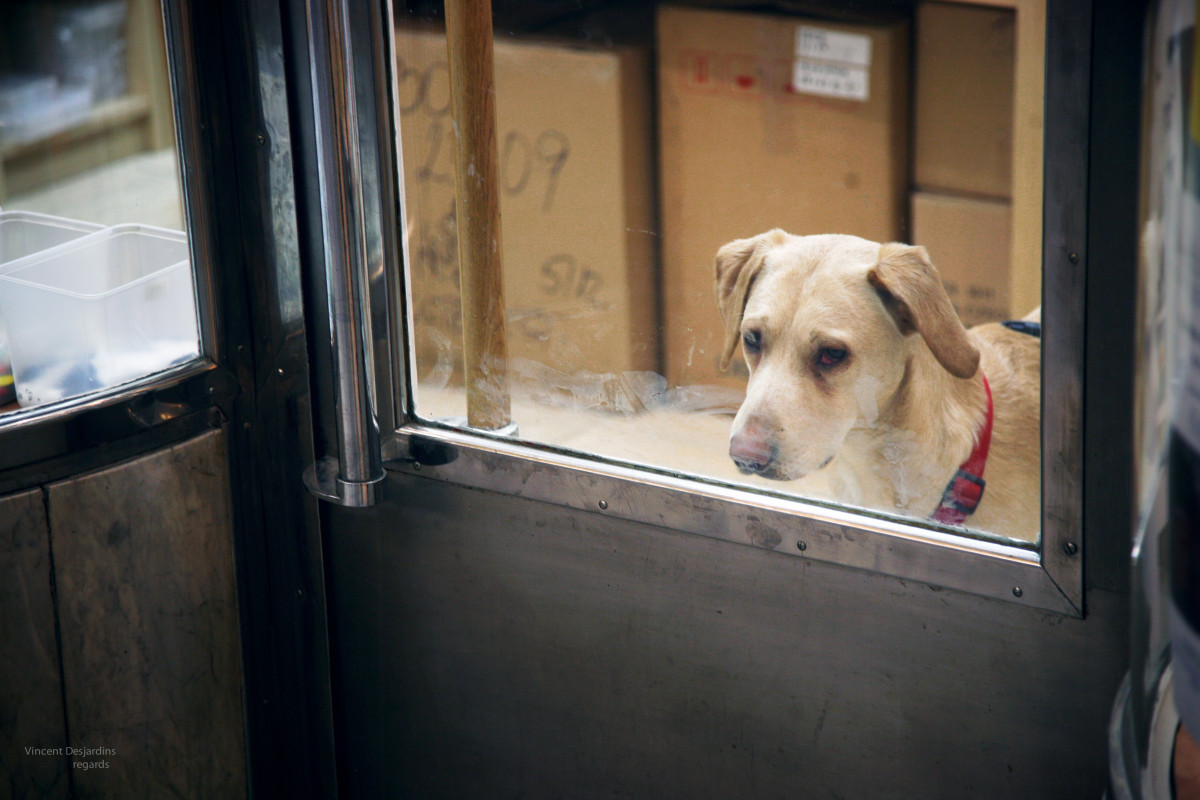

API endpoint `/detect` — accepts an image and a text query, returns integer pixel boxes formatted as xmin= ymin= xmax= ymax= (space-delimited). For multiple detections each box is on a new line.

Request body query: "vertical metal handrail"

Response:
xmin=301 ymin=0 xmax=385 ymax=506
xmin=444 ymin=0 xmax=512 ymax=432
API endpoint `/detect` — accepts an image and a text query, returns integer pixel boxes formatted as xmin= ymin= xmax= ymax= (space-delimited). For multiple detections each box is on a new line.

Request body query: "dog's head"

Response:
xmin=715 ymin=230 xmax=978 ymax=480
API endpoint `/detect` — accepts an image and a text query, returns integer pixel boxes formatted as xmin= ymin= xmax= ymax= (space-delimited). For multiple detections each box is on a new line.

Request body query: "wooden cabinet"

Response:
xmin=0 ymin=431 xmax=246 ymax=797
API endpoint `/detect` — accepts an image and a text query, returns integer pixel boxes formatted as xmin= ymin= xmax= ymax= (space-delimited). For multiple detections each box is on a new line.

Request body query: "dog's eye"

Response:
xmin=743 ymin=330 xmax=763 ymax=353
xmin=817 ymin=347 xmax=847 ymax=367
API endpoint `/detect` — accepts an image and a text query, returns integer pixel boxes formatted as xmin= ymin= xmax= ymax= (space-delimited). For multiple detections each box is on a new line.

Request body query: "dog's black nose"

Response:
xmin=730 ymin=428 xmax=773 ymax=474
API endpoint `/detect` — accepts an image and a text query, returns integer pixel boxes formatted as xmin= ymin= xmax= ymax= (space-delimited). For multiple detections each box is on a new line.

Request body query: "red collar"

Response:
xmin=930 ymin=374 xmax=994 ymax=526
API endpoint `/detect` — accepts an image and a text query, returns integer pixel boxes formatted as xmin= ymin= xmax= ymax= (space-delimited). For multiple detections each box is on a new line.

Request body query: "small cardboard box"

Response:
xmin=395 ymin=26 xmax=657 ymax=384
xmin=910 ymin=191 xmax=1013 ymax=328
xmin=656 ymin=5 xmax=910 ymax=390
xmin=913 ymin=1 xmax=1016 ymax=198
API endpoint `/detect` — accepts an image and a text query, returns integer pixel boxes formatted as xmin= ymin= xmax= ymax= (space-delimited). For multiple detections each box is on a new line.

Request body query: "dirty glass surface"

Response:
xmin=395 ymin=1 xmax=1044 ymax=546
xmin=0 ymin=0 xmax=195 ymax=415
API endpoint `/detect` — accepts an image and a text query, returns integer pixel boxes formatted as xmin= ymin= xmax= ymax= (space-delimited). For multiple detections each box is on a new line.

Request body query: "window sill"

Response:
xmin=384 ymin=421 xmax=1079 ymax=616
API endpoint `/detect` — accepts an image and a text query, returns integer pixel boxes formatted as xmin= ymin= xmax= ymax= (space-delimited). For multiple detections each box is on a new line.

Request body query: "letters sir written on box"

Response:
xmin=657 ymin=6 xmax=909 ymax=391
xmin=395 ymin=27 xmax=657 ymax=387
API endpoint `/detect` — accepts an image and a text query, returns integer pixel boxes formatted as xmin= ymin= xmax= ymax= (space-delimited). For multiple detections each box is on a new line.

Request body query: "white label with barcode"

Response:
xmin=796 ymin=27 xmax=873 ymax=67
xmin=793 ymin=27 xmax=871 ymax=101
xmin=792 ymin=61 xmax=869 ymax=101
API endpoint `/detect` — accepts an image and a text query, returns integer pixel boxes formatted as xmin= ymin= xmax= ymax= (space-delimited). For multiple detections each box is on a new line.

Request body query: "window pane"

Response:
xmin=397 ymin=1 xmax=1043 ymax=546
xmin=0 ymin=0 xmax=195 ymax=413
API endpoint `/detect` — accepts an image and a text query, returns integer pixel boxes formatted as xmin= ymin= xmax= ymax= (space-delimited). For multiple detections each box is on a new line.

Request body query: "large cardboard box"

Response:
xmin=396 ymin=27 xmax=657 ymax=386
xmin=910 ymin=191 xmax=1013 ymax=327
xmin=657 ymin=6 xmax=909 ymax=390
xmin=913 ymin=1 xmax=1016 ymax=198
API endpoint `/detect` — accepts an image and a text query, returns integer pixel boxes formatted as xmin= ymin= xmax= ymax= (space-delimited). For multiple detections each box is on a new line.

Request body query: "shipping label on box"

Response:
xmin=910 ymin=191 xmax=1013 ymax=328
xmin=396 ymin=27 xmax=657 ymax=386
xmin=657 ymin=6 xmax=909 ymax=390
xmin=793 ymin=26 xmax=873 ymax=101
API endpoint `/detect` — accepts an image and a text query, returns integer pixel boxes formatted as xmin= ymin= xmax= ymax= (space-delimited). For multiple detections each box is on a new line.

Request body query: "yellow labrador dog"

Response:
xmin=715 ymin=230 xmax=1040 ymax=542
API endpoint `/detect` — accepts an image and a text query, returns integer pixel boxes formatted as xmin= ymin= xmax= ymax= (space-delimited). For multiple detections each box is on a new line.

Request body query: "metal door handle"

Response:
xmin=301 ymin=0 xmax=385 ymax=507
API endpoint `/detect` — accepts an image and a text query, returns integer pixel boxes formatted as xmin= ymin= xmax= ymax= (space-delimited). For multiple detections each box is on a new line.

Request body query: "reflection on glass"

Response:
xmin=397 ymin=2 xmax=1043 ymax=545
xmin=0 ymin=0 xmax=193 ymax=414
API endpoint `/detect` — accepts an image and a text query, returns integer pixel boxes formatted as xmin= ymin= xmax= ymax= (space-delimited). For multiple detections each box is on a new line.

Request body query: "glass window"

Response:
xmin=0 ymin=0 xmax=196 ymax=414
xmin=394 ymin=1 xmax=1044 ymax=547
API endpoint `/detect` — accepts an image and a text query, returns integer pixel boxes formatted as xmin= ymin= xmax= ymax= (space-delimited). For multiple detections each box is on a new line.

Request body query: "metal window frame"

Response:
xmin=359 ymin=0 xmax=1093 ymax=617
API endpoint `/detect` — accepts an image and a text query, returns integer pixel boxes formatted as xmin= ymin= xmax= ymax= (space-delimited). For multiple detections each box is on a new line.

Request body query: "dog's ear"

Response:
xmin=714 ymin=230 xmax=784 ymax=370
xmin=867 ymin=243 xmax=980 ymax=379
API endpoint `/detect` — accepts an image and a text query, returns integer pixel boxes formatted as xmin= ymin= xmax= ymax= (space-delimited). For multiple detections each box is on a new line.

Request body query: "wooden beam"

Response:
xmin=444 ymin=0 xmax=511 ymax=430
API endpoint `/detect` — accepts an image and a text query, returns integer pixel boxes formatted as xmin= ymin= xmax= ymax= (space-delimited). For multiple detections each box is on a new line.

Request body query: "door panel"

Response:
xmin=297 ymin=0 xmax=1140 ymax=797
xmin=47 ymin=429 xmax=245 ymax=798
xmin=328 ymin=472 xmax=1128 ymax=799
xmin=0 ymin=489 xmax=68 ymax=799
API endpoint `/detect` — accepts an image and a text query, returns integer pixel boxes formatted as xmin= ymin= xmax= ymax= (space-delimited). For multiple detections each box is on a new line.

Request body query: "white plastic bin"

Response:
xmin=0 ymin=224 xmax=199 ymax=407
xmin=0 ymin=211 xmax=104 ymax=406
xmin=0 ymin=210 xmax=104 ymax=266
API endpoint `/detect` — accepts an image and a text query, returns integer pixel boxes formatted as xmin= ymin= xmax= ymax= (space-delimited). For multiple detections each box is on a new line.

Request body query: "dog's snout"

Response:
xmin=730 ymin=418 xmax=774 ymax=474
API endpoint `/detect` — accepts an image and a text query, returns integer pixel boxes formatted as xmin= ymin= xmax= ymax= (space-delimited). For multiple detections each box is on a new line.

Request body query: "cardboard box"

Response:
xmin=1008 ymin=0 xmax=1046 ymax=319
xmin=396 ymin=27 xmax=657 ymax=385
xmin=910 ymin=191 xmax=1013 ymax=327
xmin=657 ymin=6 xmax=909 ymax=390
xmin=913 ymin=1 xmax=1015 ymax=198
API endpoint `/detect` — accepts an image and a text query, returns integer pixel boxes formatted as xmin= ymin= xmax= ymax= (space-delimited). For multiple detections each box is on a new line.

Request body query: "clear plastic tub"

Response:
xmin=0 ymin=211 xmax=104 ymax=407
xmin=0 ymin=224 xmax=199 ymax=407
xmin=0 ymin=211 xmax=103 ymax=266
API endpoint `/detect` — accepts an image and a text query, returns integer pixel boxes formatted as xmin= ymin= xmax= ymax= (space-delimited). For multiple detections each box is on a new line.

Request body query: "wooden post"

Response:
xmin=444 ymin=0 xmax=511 ymax=430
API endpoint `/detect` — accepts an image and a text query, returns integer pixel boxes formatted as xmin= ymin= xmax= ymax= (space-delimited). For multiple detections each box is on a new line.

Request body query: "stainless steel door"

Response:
xmin=224 ymin=0 xmax=1145 ymax=797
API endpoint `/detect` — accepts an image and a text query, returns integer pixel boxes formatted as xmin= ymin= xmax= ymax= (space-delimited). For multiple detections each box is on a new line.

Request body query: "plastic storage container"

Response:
xmin=0 ymin=211 xmax=104 ymax=406
xmin=0 ymin=224 xmax=199 ymax=407
xmin=0 ymin=211 xmax=104 ymax=265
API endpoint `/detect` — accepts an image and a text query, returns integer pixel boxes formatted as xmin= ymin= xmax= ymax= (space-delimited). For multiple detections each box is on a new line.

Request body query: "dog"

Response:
xmin=714 ymin=229 xmax=1040 ymax=542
